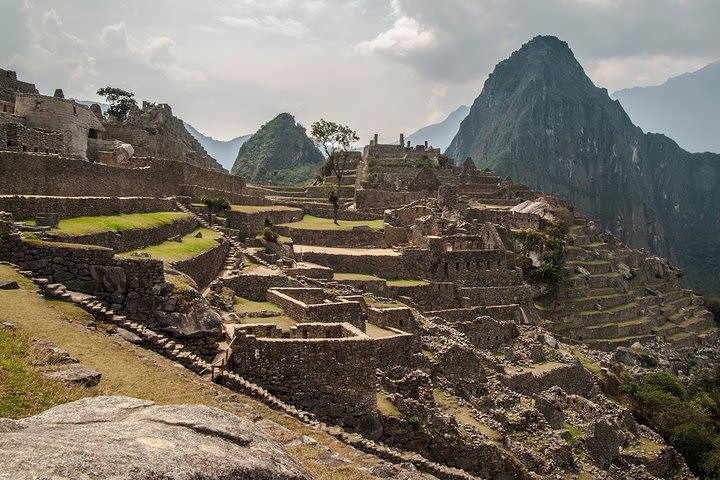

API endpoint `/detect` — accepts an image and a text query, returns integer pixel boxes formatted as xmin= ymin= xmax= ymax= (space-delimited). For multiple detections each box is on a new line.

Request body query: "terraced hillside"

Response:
xmin=539 ymin=216 xmax=717 ymax=351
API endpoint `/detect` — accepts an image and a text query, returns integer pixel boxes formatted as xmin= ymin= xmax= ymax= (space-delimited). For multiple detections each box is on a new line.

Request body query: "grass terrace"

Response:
xmin=35 ymin=212 xmax=191 ymax=236
xmin=333 ymin=272 xmax=383 ymax=282
xmin=279 ymin=215 xmax=384 ymax=231
xmin=386 ymin=278 xmax=430 ymax=287
xmin=118 ymin=228 xmax=222 ymax=262
xmin=365 ymin=323 xmax=397 ymax=339
xmin=229 ymin=205 xmax=302 ymax=214
xmin=233 ymin=297 xmax=297 ymax=332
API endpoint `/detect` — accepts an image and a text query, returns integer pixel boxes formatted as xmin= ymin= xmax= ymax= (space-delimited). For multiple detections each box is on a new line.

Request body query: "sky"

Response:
xmin=1 ymin=0 xmax=718 ymax=141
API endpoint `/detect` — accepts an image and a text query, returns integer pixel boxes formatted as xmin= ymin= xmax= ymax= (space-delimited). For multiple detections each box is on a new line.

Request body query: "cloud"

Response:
xmin=355 ymin=0 xmax=720 ymax=90
xmin=219 ymin=15 xmax=308 ymax=38
xmin=588 ymin=55 xmax=713 ymax=91
xmin=100 ymin=21 xmax=206 ymax=87
xmin=356 ymin=16 xmax=435 ymax=56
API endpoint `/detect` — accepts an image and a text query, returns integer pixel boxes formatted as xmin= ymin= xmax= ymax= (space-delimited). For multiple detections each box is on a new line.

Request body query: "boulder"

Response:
xmin=160 ymin=304 xmax=223 ymax=337
xmin=41 ymin=363 xmax=101 ymax=387
xmin=616 ymin=262 xmax=635 ymax=280
xmin=90 ymin=266 xmax=127 ymax=293
xmin=0 ymin=396 xmax=313 ymax=480
xmin=0 ymin=281 xmax=19 ymax=290
xmin=584 ymin=418 xmax=626 ymax=469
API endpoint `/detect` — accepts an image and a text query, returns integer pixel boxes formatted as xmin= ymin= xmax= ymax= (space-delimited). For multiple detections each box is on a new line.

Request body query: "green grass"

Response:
xmin=230 ymin=205 xmax=302 ymax=214
xmin=118 ymin=228 xmax=223 ymax=262
xmin=0 ymin=325 xmax=91 ymax=418
xmin=233 ymin=297 xmax=296 ymax=332
xmin=564 ymin=423 xmax=583 ymax=444
xmin=333 ymin=272 xmax=383 ymax=282
xmin=386 ymin=278 xmax=430 ymax=287
xmin=279 ymin=215 xmax=384 ymax=232
xmin=45 ymin=212 xmax=191 ymax=236
xmin=365 ymin=322 xmax=397 ymax=339
xmin=376 ymin=392 xmax=401 ymax=417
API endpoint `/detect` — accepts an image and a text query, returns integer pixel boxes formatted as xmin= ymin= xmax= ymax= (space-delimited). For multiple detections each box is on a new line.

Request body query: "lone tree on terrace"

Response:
xmin=201 ymin=197 xmax=230 ymax=226
xmin=97 ymin=87 xmax=137 ymax=122
xmin=310 ymin=119 xmax=359 ymax=225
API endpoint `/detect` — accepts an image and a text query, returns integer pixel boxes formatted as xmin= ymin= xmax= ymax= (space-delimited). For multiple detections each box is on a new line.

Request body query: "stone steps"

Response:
xmin=564 ymin=292 xmax=634 ymax=311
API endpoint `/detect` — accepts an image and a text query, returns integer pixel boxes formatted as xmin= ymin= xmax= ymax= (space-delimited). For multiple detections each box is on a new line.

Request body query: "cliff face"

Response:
xmin=230 ymin=113 xmax=324 ymax=185
xmin=446 ymin=36 xmax=720 ymax=296
xmin=104 ymin=103 xmax=226 ymax=172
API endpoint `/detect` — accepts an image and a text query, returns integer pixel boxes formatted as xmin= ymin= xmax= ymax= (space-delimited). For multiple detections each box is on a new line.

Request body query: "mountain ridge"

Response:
xmin=446 ymin=35 xmax=720 ymax=295
xmin=406 ymin=105 xmax=469 ymax=151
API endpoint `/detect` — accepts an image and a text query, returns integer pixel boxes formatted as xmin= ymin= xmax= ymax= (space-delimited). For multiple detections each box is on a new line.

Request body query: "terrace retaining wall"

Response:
xmin=173 ymin=238 xmax=230 ymax=290
xmin=0 ymin=195 xmax=176 ymax=220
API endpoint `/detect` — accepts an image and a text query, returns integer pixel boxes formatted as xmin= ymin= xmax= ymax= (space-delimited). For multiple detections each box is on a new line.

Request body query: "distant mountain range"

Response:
xmin=182 ymin=123 xmax=250 ymax=172
xmin=446 ymin=35 xmax=720 ymax=296
xmin=407 ymin=105 xmax=470 ymax=151
xmin=612 ymin=61 xmax=720 ymax=153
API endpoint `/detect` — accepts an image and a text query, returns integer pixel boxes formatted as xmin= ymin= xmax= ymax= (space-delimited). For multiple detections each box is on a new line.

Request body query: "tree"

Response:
xmin=96 ymin=87 xmax=137 ymax=122
xmin=201 ymin=197 xmax=230 ymax=226
xmin=310 ymin=119 xmax=359 ymax=225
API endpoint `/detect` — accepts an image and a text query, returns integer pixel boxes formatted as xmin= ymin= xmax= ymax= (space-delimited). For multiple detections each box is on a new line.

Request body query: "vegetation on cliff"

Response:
xmin=622 ymin=370 xmax=720 ymax=478
xmin=231 ymin=113 xmax=324 ymax=186
xmin=446 ymin=35 xmax=720 ymax=296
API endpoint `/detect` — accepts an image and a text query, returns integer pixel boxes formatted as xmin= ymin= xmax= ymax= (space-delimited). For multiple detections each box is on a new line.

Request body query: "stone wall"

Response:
xmin=426 ymin=305 xmax=523 ymax=324
xmin=180 ymin=184 xmax=273 ymax=206
xmin=222 ymin=273 xmax=301 ymax=301
xmin=504 ymin=362 xmax=596 ymax=397
xmin=14 ymin=94 xmax=104 ymax=159
xmin=367 ymin=306 xmax=418 ymax=333
xmin=45 ymin=216 xmax=199 ymax=252
xmin=280 ymin=226 xmax=386 ymax=248
xmin=449 ymin=316 xmax=518 ymax=351
xmin=267 ymin=287 xmax=366 ymax=331
xmin=470 ymin=209 xmax=544 ymax=230
xmin=0 ymin=122 xmax=63 ymax=154
xmin=0 ymin=69 xmax=38 ymax=103
xmin=226 ymin=208 xmax=303 ymax=239
xmin=355 ymin=189 xmax=430 ymax=210
xmin=0 ymin=220 xmax=166 ymax=322
xmin=458 ymin=285 xmax=532 ymax=307
xmin=0 ymin=153 xmax=246 ymax=198
xmin=389 ymin=282 xmax=460 ymax=310
xmin=374 ymin=329 xmax=421 ymax=370
xmin=231 ymin=323 xmax=378 ymax=425
xmin=0 ymin=195 xmax=176 ymax=220
xmin=303 ymin=205 xmax=382 ymax=221
xmin=173 ymin=238 xmax=230 ymax=289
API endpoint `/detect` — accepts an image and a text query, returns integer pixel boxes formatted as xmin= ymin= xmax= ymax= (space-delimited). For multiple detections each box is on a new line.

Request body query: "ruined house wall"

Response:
xmin=458 ymin=285 xmax=533 ymax=307
xmin=226 ymin=208 xmax=302 ymax=238
xmin=388 ymin=282 xmax=460 ymax=310
xmin=505 ymin=363 xmax=596 ymax=397
xmin=0 ymin=122 xmax=63 ymax=154
xmin=0 ymin=152 xmax=246 ymax=197
xmin=266 ymin=288 xmax=366 ymax=331
xmin=231 ymin=327 xmax=377 ymax=424
xmin=374 ymin=329 xmax=421 ymax=369
xmin=471 ymin=209 xmax=544 ymax=230
xmin=179 ymin=184 xmax=272 ymax=206
xmin=0 ymin=69 xmax=38 ymax=103
xmin=426 ymin=305 xmax=522 ymax=323
xmin=0 ymin=195 xmax=175 ymax=220
xmin=173 ymin=238 xmax=230 ymax=290
xmin=450 ymin=316 xmax=518 ymax=350
xmin=221 ymin=273 xmax=301 ymax=301
xmin=15 ymin=94 xmax=104 ymax=159
xmin=367 ymin=307 xmax=418 ymax=333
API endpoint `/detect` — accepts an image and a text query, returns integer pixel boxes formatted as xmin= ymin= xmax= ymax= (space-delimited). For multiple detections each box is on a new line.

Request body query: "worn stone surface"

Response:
xmin=0 ymin=396 xmax=313 ymax=480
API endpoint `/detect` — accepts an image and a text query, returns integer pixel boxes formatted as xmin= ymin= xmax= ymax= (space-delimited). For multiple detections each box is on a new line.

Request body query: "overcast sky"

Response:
xmin=1 ymin=0 xmax=718 ymax=140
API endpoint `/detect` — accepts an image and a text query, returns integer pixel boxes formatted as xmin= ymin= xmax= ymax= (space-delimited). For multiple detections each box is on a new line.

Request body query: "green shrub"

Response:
xmin=261 ymin=227 xmax=279 ymax=243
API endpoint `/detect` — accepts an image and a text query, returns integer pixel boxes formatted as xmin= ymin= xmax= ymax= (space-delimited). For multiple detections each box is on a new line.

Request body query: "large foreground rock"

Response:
xmin=0 ymin=396 xmax=313 ymax=480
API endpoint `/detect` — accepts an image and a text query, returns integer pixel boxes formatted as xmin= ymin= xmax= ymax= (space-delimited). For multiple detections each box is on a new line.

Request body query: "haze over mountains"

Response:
xmin=406 ymin=106 xmax=469 ymax=151
xmin=183 ymin=123 xmax=250 ymax=172
xmin=446 ymin=35 xmax=720 ymax=296
xmin=612 ymin=61 xmax=720 ymax=154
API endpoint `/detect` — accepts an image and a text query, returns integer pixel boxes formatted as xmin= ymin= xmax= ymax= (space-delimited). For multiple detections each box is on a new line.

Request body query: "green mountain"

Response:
xmin=446 ymin=35 xmax=720 ymax=296
xmin=230 ymin=113 xmax=323 ymax=185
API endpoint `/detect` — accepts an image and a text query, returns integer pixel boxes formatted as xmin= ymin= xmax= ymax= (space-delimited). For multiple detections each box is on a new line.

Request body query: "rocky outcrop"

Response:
xmin=446 ymin=35 xmax=720 ymax=296
xmin=0 ymin=396 xmax=313 ymax=480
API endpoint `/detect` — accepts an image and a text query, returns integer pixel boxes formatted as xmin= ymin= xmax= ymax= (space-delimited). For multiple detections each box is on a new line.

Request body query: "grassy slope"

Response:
xmin=0 ymin=265 xmax=378 ymax=479
xmin=118 ymin=228 xmax=222 ymax=261
xmin=46 ymin=212 xmax=190 ymax=236
xmin=280 ymin=215 xmax=384 ymax=231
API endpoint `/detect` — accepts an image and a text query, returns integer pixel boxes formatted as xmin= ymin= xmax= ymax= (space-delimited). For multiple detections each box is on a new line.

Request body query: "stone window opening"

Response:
xmin=6 ymin=141 xmax=10 ymax=147
xmin=73 ymin=105 xmax=77 ymax=115
xmin=466 ymin=261 xmax=470 ymax=270
xmin=35 ymin=100 xmax=41 ymax=110
xmin=254 ymin=348 xmax=260 ymax=359
xmin=332 ymin=349 xmax=339 ymax=360
xmin=443 ymin=263 xmax=448 ymax=276
xmin=455 ymin=262 xmax=460 ymax=271
xmin=22 ymin=145 xmax=26 ymax=152
xmin=88 ymin=128 xmax=101 ymax=139
xmin=44 ymin=148 xmax=49 ymax=154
